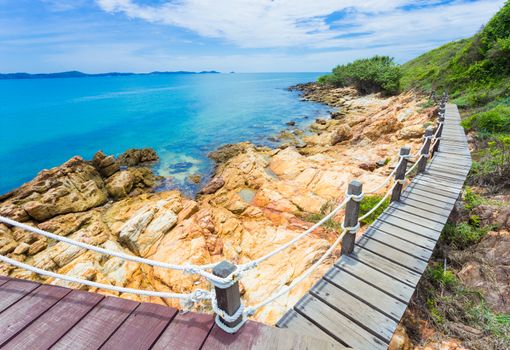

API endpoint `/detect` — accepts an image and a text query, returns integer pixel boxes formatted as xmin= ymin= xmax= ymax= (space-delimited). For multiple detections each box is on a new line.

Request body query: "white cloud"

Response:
xmin=95 ymin=0 xmax=505 ymax=49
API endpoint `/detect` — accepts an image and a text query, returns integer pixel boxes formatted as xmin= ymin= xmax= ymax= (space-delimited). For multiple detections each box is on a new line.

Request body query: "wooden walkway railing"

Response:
xmin=276 ymin=104 xmax=471 ymax=349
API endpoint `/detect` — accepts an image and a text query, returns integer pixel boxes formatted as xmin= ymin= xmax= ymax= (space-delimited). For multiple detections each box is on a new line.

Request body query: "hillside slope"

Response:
xmin=401 ymin=0 xmax=510 ymax=110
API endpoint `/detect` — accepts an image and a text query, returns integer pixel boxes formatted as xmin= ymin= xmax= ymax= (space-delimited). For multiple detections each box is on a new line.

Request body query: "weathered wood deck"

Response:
xmin=0 ymin=275 xmax=343 ymax=349
xmin=277 ymin=104 xmax=471 ymax=349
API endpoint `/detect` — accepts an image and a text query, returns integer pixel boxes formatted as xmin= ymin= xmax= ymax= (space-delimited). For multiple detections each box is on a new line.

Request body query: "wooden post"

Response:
xmin=341 ymin=180 xmax=362 ymax=255
xmin=433 ymin=115 xmax=445 ymax=154
xmin=212 ymin=261 xmax=242 ymax=330
xmin=417 ymin=127 xmax=433 ymax=173
xmin=391 ymin=146 xmax=411 ymax=202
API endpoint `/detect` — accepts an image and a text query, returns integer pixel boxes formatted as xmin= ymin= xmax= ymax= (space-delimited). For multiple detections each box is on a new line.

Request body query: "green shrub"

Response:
xmin=461 ymin=105 xmax=510 ymax=133
xmin=442 ymin=222 xmax=489 ymax=249
xmin=319 ymin=56 xmax=402 ymax=95
xmin=359 ymin=195 xmax=390 ymax=225
xmin=468 ymin=138 xmax=510 ymax=191
xmin=428 ymin=263 xmax=458 ymax=288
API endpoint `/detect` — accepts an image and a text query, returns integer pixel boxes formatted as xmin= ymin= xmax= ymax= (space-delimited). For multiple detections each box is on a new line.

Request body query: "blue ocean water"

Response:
xmin=0 ymin=73 xmax=330 ymax=196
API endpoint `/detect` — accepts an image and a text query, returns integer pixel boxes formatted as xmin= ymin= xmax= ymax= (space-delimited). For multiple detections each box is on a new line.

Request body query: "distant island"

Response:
xmin=0 ymin=70 xmax=221 ymax=80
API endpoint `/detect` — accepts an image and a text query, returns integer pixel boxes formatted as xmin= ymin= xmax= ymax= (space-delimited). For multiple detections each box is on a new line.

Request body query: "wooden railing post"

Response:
xmin=212 ymin=261 xmax=242 ymax=330
xmin=433 ymin=114 xmax=445 ymax=154
xmin=341 ymin=180 xmax=362 ymax=255
xmin=391 ymin=146 xmax=411 ymax=202
xmin=417 ymin=127 xmax=433 ymax=173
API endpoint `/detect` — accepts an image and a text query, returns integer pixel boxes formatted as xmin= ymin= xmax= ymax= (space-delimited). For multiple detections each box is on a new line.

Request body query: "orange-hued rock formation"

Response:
xmin=0 ymin=85 xmax=437 ymax=324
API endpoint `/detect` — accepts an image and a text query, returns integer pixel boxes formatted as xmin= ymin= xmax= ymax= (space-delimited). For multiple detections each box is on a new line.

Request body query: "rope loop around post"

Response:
xmin=346 ymin=191 xmax=364 ymax=202
xmin=341 ymin=221 xmax=360 ymax=233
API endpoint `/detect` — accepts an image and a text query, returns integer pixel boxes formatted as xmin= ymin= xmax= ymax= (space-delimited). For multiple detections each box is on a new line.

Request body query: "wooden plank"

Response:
xmin=428 ymin=164 xmax=470 ymax=177
xmin=335 ymin=255 xmax=415 ymax=303
xmin=351 ymin=246 xmax=421 ymax=287
xmin=398 ymin=196 xmax=455 ymax=219
xmin=52 ymin=296 xmax=139 ymax=350
xmin=310 ymin=279 xmax=397 ymax=342
xmin=370 ymin=220 xmax=436 ymax=250
xmin=0 ymin=284 xmax=70 ymax=347
xmin=204 ymin=319 xmax=345 ymax=350
xmin=388 ymin=201 xmax=449 ymax=225
xmin=293 ymin=295 xmax=388 ymax=350
xmin=382 ymin=208 xmax=447 ymax=232
xmin=408 ymin=182 xmax=462 ymax=199
xmin=100 ymin=302 xmax=177 ymax=350
xmin=0 ymin=278 xmax=40 ymax=313
xmin=412 ymin=176 xmax=463 ymax=194
xmin=403 ymin=186 xmax=459 ymax=205
xmin=363 ymin=228 xmax=433 ymax=261
xmin=323 ymin=266 xmax=407 ymax=322
xmin=152 ymin=312 xmax=214 ymax=350
xmin=385 ymin=204 xmax=448 ymax=226
xmin=430 ymin=159 xmax=471 ymax=169
xmin=356 ymin=236 xmax=428 ymax=273
xmin=377 ymin=213 xmax=441 ymax=240
xmin=276 ymin=310 xmax=345 ymax=347
xmin=401 ymin=191 xmax=455 ymax=212
xmin=3 ymin=290 xmax=104 ymax=350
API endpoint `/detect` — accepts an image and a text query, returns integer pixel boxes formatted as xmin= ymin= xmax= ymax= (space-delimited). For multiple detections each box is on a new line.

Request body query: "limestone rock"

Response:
xmin=117 ymin=148 xmax=159 ymax=166
xmin=398 ymin=124 xmax=424 ymax=139
xmin=93 ymin=151 xmax=120 ymax=178
xmin=199 ymin=177 xmax=225 ymax=195
xmin=331 ymin=124 xmax=353 ymax=145
xmin=208 ymin=143 xmax=250 ymax=164
xmin=1 ymin=156 xmax=108 ymax=222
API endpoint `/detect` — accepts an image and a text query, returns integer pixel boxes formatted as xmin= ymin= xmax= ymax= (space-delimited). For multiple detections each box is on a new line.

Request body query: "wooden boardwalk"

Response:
xmin=0 ymin=275 xmax=343 ymax=349
xmin=277 ymin=104 xmax=471 ymax=349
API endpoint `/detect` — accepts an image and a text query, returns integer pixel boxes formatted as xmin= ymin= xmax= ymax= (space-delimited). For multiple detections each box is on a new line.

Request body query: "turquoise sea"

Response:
xmin=0 ymin=73 xmax=330 ymax=196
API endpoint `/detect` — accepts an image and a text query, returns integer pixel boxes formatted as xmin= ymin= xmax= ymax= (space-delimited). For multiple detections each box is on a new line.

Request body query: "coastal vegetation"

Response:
xmin=318 ymin=55 xmax=401 ymax=95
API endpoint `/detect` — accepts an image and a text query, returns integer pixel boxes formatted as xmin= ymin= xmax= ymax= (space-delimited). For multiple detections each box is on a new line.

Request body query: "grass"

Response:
xmin=359 ymin=195 xmax=390 ymax=225
xmin=302 ymin=201 xmax=343 ymax=232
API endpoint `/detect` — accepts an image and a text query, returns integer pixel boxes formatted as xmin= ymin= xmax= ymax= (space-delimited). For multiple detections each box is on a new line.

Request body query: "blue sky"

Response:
xmin=0 ymin=0 xmax=506 ymax=73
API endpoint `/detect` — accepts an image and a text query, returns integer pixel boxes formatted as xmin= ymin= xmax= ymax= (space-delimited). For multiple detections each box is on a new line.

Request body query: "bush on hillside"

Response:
xmin=461 ymin=105 xmax=510 ymax=133
xmin=318 ymin=56 xmax=402 ymax=95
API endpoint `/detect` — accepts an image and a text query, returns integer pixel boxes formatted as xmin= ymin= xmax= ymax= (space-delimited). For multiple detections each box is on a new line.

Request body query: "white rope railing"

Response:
xmin=0 ymin=216 xmax=229 ymax=286
xmin=359 ymin=182 xmax=398 ymax=221
xmin=244 ymin=228 xmax=348 ymax=316
xmin=238 ymin=196 xmax=350 ymax=271
xmin=0 ymin=254 xmax=211 ymax=301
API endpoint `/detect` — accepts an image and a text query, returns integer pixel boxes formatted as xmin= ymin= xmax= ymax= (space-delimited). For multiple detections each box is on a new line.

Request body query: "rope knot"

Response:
xmin=346 ymin=191 xmax=364 ymax=202
xmin=341 ymin=221 xmax=360 ymax=233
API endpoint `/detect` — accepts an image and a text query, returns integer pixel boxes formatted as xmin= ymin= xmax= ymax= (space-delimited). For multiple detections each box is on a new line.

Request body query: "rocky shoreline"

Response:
xmin=0 ymin=82 xmax=437 ymax=324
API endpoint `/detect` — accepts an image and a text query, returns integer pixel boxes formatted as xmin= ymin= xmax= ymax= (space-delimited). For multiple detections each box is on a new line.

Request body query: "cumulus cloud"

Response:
xmin=95 ymin=0 xmax=505 ymax=49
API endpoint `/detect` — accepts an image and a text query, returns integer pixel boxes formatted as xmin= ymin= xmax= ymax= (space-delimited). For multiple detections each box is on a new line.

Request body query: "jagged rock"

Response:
xmin=14 ymin=242 xmax=30 ymax=255
xmin=398 ymin=125 xmax=424 ymax=139
xmin=28 ymin=239 xmax=47 ymax=255
xmin=359 ymin=162 xmax=376 ymax=172
xmin=1 ymin=156 xmax=108 ymax=222
xmin=286 ymin=121 xmax=296 ymax=126
xmin=199 ymin=177 xmax=225 ymax=195
xmin=376 ymin=159 xmax=387 ymax=168
xmin=119 ymin=206 xmax=177 ymax=257
xmin=331 ymin=124 xmax=353 ymax=145
xmin=93 ymin=151 xmax=120 ymax=178
xmin=330 ymin=110 xmax=346 ymax=120
xmin=208 ymin=143 xmax=250 ymax=164
xmin=117 ymin=148 xmax=159 ymax=166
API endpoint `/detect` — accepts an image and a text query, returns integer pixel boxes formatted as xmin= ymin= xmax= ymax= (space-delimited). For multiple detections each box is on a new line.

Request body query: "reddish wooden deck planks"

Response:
xmin=0 ymin=275 xmax=341 ymax=349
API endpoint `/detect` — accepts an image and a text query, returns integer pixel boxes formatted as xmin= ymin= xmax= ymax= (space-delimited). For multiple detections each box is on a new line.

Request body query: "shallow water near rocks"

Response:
xmin=0 ymin=73 xmax=330 ymax=195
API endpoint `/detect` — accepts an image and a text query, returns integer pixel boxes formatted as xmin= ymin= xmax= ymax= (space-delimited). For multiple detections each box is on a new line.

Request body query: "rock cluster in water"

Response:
xmin=0 ymin=85 xmax=438 ymax=324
